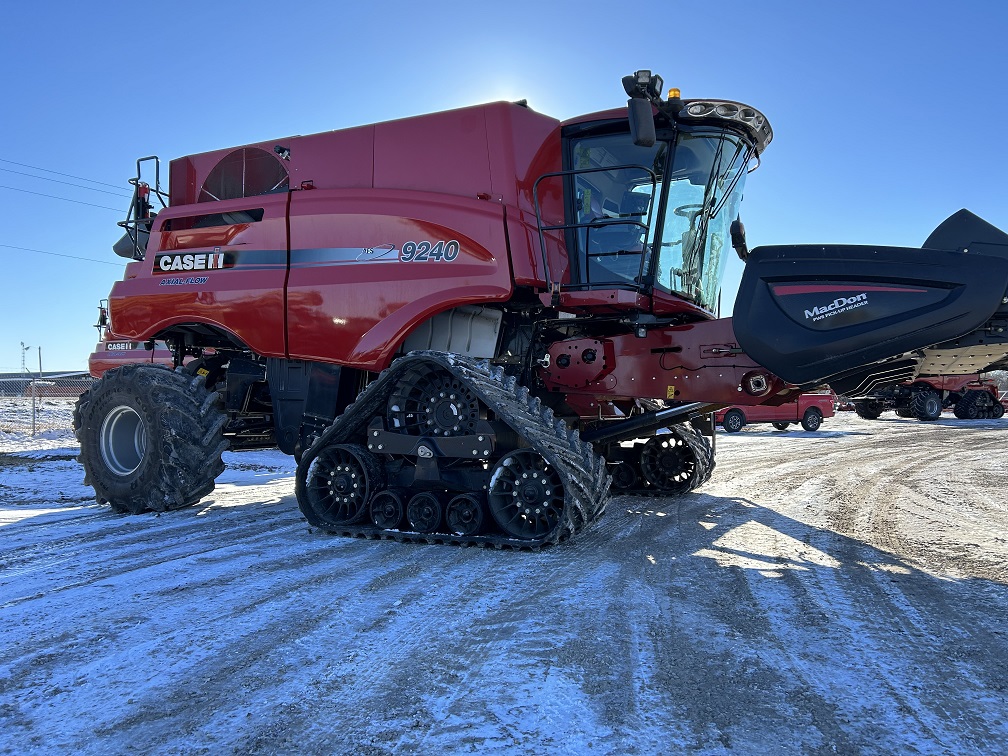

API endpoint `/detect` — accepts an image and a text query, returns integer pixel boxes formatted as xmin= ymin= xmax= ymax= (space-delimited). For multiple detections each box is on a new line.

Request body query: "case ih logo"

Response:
xmin=153 ymin=252 xmax=231 ymax=274
xmin=804 ymin=293 xmax=869 ymax=321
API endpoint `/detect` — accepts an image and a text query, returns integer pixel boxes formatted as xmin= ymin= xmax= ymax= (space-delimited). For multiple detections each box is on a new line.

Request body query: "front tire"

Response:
xmin=74 ymin=364 xmax=228 ymax=513
xmin=911 ymin=389 xmax=942 ymax=421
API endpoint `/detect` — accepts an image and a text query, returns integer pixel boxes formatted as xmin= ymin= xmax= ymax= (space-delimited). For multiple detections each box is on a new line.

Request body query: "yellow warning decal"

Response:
xmin=666 ymin=386 xmax=677 ymax=399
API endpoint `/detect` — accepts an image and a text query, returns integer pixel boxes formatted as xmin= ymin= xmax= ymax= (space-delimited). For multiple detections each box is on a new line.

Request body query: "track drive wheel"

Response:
xmin=74 ymin=364 xmax=228 ymax=514
xmin=300 ymin=444 xmax=383 ymax=528
xmin=387 ymin=364 xmax=483 ymax=437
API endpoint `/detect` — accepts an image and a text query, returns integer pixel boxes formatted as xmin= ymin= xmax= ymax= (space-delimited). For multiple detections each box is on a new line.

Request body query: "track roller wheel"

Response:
xmin=488 ymin=450 xmax=564 ymax=541
xmin=994 ymin=402 xmax=1005 ymax=419
xmin=301 ymin=444 xmax=382 ymax=528
xmin=407 ymin=492 xmax=444 ymax=533
xmin=446 ymin=493 xmax=485 ymax=536
xmin=611 ymin=461 xmax=640 ymax=491
xmin=370 ymin=488 xmax=407 ymax=530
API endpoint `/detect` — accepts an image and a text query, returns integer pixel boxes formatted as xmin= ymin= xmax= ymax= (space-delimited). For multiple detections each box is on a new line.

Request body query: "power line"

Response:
xmin=0 ymin=243 xmax=124 ymax=267
xmin=0 ymin=157 xmax=126 ymax=191
xmin=0 ymin=185 xmax=123 ymax=212
xmin=0 ymin=167 xmax=132 ymax=198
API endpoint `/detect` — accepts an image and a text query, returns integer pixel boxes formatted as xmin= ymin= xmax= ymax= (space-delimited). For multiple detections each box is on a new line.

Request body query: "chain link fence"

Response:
xmin=0 ymin=373 xmax=92 ymax=437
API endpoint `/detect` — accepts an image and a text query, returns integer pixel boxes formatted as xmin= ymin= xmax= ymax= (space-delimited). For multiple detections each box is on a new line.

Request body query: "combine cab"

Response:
xmin=74 ymin=71 xmax=1008 ymax=546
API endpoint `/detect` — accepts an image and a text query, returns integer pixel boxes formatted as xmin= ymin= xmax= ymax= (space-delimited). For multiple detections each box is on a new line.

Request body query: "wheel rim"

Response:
xmin=446 ymin=493 xmax=485 ymax=536
xmin=407 ymin=492 xmax=443 ymax=533
xmin=387 ymin=366 xmax=482 ymax=437
xmin=370 ymin=489 xmax=406 ymax=530
xmin=611 ymin=461 xmax=639 ymax=490
xmin=488 ymin=450 xmax=564 ymax=540
xmin=304 ymin=445 xmax=378 ymax=526
xmin=925 ymin=396 xmax=941 ymax=418
xmin=99 ymin=405 xmax=146 ymax=476
xmin=640 ymin=433 xmax=696 ymax=493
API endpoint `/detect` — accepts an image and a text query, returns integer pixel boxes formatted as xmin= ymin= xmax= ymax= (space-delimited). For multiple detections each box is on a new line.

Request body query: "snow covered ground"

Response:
xmin=1 ymin=400 xmax=1006 ymax=754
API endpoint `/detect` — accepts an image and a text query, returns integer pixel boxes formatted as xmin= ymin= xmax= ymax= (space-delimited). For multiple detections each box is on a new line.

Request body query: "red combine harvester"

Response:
xmin=75 ymin=71 xmax=1008 ymax=546
xmin=851 ymin=374 xmax=1005 ymax=421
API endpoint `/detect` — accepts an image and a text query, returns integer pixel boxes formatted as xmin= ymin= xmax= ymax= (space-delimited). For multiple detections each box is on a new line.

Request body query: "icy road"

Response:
xmin=1 ymin=405 xmax=1006 ymax=754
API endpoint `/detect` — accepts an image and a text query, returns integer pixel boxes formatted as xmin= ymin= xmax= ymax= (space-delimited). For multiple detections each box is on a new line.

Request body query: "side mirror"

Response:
xmin=730 ymin=217 xmax=749 ymax=261
xmin=628 ymin=98 xmax=656 ymax=147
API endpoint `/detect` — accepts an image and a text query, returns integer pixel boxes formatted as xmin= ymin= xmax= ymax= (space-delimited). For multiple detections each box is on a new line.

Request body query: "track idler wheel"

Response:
xmin=407 ymin=492 xmax=444 ymax=533
xmin=301 ymin=444 xmax=383 ymax=528
xmin=640 ymin=429 xmax=701 ymax=495
xmin=370 ymin=488 xmax=407 ymax=530
xmin=487 ymin=450 xmax=565 ymax=541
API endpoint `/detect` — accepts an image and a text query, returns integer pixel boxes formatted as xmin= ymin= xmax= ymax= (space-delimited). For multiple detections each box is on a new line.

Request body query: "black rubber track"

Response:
xmin=295 ymin=352 xmax=611 ymax=549
xmin=616 ymin=423 xmax=715 ymax=498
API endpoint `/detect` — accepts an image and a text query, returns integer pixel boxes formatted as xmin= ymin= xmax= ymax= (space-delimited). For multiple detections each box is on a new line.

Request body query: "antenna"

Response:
xmin=20 ymin=341 xmax=31 ymax=374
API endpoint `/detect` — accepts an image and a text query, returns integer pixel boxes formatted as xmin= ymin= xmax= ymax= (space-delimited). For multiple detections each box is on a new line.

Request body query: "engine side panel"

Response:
xmin=286 ymin=190 xmax=514 ymax=370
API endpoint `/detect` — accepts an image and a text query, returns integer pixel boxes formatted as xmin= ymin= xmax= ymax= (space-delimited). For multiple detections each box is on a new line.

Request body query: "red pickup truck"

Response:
xmin=716 ymin=392 xmax=836 ymax=433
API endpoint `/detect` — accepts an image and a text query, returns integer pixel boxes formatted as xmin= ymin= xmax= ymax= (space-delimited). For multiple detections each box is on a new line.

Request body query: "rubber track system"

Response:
xmin=616 ymin=424 xmax=715 ymax=498
xmin=295 ymin=352 xmax=611 ymax=549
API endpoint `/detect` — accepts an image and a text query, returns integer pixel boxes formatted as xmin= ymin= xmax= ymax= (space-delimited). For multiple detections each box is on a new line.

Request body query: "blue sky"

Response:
xmin=2 ymin=0 xmax=1006 ymax=370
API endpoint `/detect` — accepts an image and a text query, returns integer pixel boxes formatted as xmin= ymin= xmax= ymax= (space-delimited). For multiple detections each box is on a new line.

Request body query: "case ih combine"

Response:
xmin=75 ymin=71 xmax=1008 ymax=546
xmin=851 ymin=375 xmax=1005 ymax=421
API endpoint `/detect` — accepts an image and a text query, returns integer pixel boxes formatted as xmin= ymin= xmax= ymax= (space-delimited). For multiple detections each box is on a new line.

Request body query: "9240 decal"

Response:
xmin=399 ymin=240 xmax=460 ymax=262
